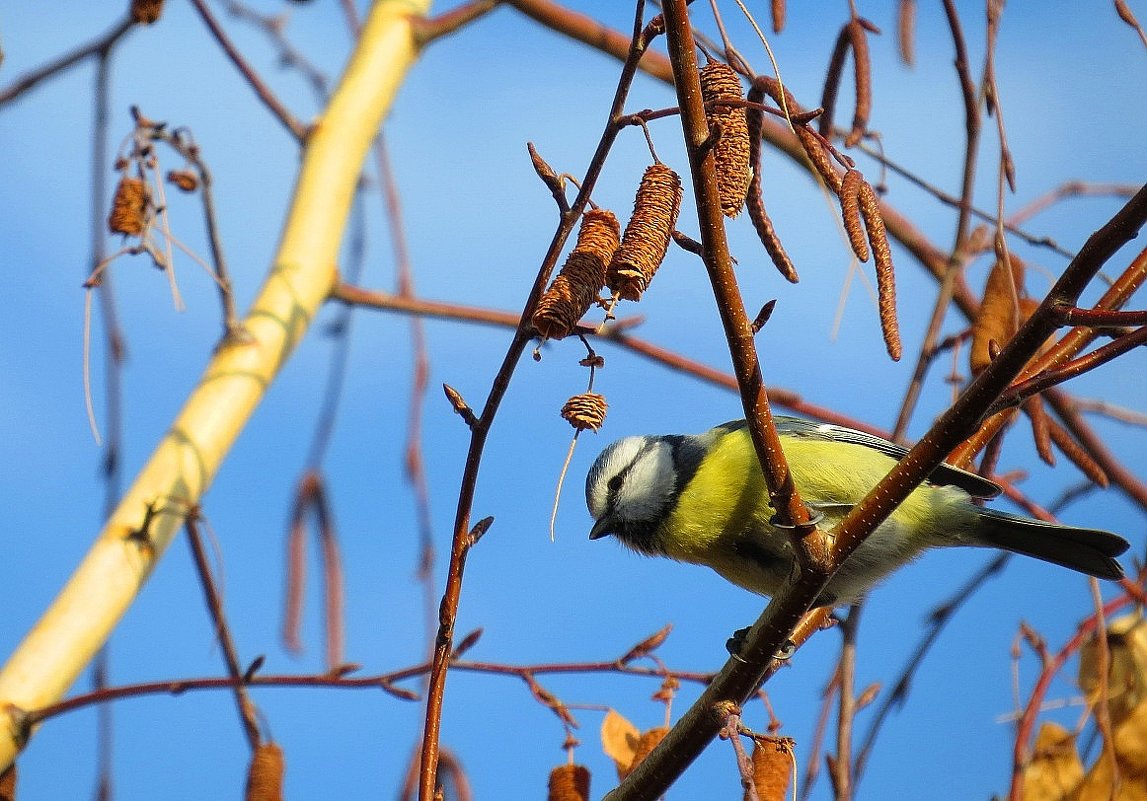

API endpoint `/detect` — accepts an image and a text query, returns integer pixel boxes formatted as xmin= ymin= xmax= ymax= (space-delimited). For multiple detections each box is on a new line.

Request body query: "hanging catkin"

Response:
xmin=746 ymin=740 xmax=793 ymax=801
xmin=532 ymin=209 xmax=620 ymax=340
xmin=108 ymin=177 xmax=148 ymax=236
xmin=547 ymin=764 xmax=590 ymax=801
xmin=244 ymin=743 xmax=284 ymax=801
xmin=561 ymin=393 xmax=608 ymax=432
xmin=606 ymin=164 xmax=682 ymax=301
xmin=700 ymin=62 xmax=751 ymax=218
xmin=131 ymin=0 xmax=164 ymax=23
xmin=619 ymin=727 xmax=669 ymax=780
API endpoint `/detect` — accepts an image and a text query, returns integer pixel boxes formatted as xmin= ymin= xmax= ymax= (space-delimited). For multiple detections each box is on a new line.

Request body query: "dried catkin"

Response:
xmin=857 ymin=181 xmax=900 ymax=360
xmin=108 ymin=177 xmax=148 ymax=236
xmin=844 ymin=18 xmax=874 ymax=148
xmin=794 ymin=126 xmax=843 ymax=194
xmin=699 ymin=62 xmax=751 ymax=218
xmin=839 ymin=169 xmax=869 ymax=262
xmin=619 ymin=727 xmax=669 ymax=779
xmin=747 ymin=740 xmax=793 ymax=801
xmin=245 ymin=743 xmax=284 ymax=801
xmin=166 ymin=169 xmax=199 ymax=193
xmin=607 ymin=165 xmax=682 ymax=301
xmin=532 ymin=209 xmax=620 ymax=340
xmin=547 ymin=764 xmax=590 ymax=801
xmin=131 ymin=0 xmax=165 ymax=23
xmin=561 ymin=393 xmax=607 ymax=432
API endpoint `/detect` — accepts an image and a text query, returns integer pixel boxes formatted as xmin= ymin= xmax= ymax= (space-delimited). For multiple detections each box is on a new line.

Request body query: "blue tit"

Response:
xmin=586 ymin=417 xmax=1128 ymax=605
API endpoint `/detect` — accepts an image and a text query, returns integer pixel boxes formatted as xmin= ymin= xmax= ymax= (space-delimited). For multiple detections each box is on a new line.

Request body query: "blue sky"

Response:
xmin=2 ymin=1 xmax=1145 ymax=799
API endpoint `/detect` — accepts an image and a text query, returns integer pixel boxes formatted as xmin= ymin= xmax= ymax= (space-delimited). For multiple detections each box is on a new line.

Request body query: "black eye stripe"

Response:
xmin=602 ymin=439 xmax=663 ymax=511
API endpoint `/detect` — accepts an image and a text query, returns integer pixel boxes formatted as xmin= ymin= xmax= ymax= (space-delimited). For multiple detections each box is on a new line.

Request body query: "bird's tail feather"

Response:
xmin=973 ymin=508 xmax=1128 ymax=580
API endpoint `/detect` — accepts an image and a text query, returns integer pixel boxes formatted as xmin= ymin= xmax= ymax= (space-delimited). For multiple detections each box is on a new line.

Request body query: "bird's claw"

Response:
xmin=726 ymin=628 xmax=797 ymax=662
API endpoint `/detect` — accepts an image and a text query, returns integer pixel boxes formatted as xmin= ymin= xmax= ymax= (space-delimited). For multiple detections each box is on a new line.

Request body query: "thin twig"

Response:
xmin=372 ymin=131 xmax=439 ymax=665
xmin=187 ymin=0 xmax=309 ymax=141
xmin=184 ymin=513 xmax=262 ymax=750
xmin=829 ymin=605 xmax=862 ymax=801
xmin=416 ymin=6 xmax=661 ymax=799
xmin=891 ymin=0 xmax=982 ymax=441
xmin=0 ymin=16 xmax=133 ymax=106
xmin=90 ymin=41 xmax=122 ymax=801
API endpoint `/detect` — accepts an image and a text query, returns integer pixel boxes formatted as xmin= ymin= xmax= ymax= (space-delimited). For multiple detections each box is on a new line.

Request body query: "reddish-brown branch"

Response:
xmin=415 ymin=0 xmax=501 ymax=44
xmin=830 ymin=605 xmax=862 ymax=801
xmin=23 ymin=633 xmax=716 ymax=727
xmin=989 ymin=326 xmax=1147 ymax=415
xmin=507 ymin=0 xmax=673 ymax=83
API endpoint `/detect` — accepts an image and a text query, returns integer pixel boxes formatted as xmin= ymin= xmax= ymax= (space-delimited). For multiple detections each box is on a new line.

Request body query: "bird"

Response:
xmin=585 ymin=417 xmax=1129 ymax=606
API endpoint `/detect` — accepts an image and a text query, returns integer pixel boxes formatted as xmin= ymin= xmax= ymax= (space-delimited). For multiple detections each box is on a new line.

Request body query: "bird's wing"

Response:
xmin=718 ymin=417 xmax=1002 ymax=499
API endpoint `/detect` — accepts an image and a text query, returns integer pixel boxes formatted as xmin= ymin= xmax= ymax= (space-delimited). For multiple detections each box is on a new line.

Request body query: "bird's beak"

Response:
xmin=588 ymin=517 xmax=614 ymax=540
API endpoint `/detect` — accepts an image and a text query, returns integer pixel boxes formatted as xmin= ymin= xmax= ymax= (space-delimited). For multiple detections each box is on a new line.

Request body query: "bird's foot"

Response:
xmin=725 ymin=627 xmax=796 ymax=662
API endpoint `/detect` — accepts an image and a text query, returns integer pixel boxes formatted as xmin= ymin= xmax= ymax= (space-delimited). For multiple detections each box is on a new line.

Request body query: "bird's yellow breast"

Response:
xmin=660 ymin=425 xmax=947 ymax=565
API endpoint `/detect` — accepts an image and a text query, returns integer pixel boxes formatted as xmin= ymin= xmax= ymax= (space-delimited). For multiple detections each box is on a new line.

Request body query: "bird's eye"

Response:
xmin=607 ymin=475 xmax=623 ymax=493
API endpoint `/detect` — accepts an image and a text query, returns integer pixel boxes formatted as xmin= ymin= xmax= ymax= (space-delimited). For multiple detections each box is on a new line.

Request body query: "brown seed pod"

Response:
xmin=547 ymin=764 xmax=590 ymax=801
xmin=620 ymin=727 xmax=669 ymax=779
xmin=794 ymin=126 xmax=843 ymax=194
xmin=839 ymin=169 xmax=868 ymax=262
xmin=1047 ymin=418 xmax=1109 ymax=487
xmin=746 ymin=78 xmax=799 ymax=283
xmin=607 ymin=164 xmax=682 ymax=301
xmin=699 ymin=62 xmax=751 ymax=218
xmin=771 ymin=0 xmax=786 ymax=33
xmin=245 ymin=742 xmax=284 ymax=801
xmin=131 ymin=0 xmax=165 ymax=24
xmin=108 ymin=176 xmax=148 ymax=236
xmin=748 ymin=740 xmax=793 ymax=801
xmin=532 ymin=209 xmax=620 ymax=340
xmin=857 ymin=181 xmax=900 ymax=360
xmin=844 ymin=19 xmax=873 ymax=147
xmin=898 ymin=0 xmax=917 ymax=66
xmin=561 ymin=393 xmax=607 ymax=433
xmin=166 ymin=169 xmax=199 ymax=193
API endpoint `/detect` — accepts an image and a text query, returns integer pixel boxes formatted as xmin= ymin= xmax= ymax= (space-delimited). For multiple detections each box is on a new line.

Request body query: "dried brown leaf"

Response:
xmin=1021 ymin=722 xmax=1083 ymax=801
xmin=970 ymin=255 xmax=1025 ymax=375
xmin=601 ymin=709 xmax=640 ymax=777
